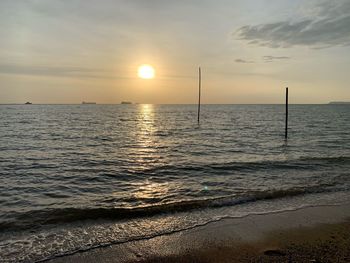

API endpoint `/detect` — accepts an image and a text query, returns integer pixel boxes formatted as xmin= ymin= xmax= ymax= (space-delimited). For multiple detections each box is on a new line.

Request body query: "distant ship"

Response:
xmin=25 ymin=102 xmax=32 ymax=105
xmin=82 ymin=101 xmax=96 ymax=104
xmin=121 ymin=101 xmax=132 ymax=104
xmin=329 ymin=101 xmax=350 ymax=104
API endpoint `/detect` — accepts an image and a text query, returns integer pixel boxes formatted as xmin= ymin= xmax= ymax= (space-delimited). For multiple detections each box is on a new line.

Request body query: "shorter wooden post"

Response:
xmin=197 ymin=67 xmax=201 ymax=123
xmin=285 ymin=87 xmax=288 ymax=139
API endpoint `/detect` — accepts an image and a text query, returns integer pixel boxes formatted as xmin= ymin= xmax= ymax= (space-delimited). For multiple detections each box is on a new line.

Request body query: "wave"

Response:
xmin=297 ymin=156 xmax=350 ymax=163
xmin=203 ymin=156 xmax=350 ymax=170
xmin=132 ymin=156 xmax=350 ymax=176
xmin=0 ymin=186 xmax=327 ymax=233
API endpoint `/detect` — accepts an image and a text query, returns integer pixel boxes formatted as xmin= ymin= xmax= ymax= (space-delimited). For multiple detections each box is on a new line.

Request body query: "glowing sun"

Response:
xmin=138 ymin=64 xmax=155 ymax=79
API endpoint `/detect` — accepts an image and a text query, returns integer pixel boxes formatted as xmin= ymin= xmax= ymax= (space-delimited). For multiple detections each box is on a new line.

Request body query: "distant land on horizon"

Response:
xmin=329 ymin=101 xmax=350 ymax=104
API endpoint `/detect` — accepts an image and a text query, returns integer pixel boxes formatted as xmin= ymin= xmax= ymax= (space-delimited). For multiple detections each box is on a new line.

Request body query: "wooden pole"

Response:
xmin=197 ymin=67 xmax=201 ymax=123
xmin=285 ymin=87 xmax=288 ymax=139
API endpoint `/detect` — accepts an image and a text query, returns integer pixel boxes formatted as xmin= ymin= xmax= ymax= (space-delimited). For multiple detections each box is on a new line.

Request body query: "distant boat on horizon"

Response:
xmin=25 ymin=102 xmax=32 ymax=105
xmin=121 ymin=101 xmax=132 ymax=104
xmin=82 ymin=101 xmax=96 ymax=104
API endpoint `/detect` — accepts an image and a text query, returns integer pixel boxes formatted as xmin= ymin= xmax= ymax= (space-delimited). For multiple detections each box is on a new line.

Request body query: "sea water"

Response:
xmin=0 ymin=104 xmax=349 ymax=262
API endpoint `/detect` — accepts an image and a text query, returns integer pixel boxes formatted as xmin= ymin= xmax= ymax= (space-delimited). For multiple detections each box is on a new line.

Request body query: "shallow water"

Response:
xmin=0 ymin=104 xmax=349 ymax=262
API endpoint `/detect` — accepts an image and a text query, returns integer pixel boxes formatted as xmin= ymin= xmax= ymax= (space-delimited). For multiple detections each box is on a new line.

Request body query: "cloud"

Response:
xmin=235 ymin=56 xmax=289 ymax=64
xmin=0 ymin=63 xmax=196 ymax=80
xmin=235 ymin=58 xmax=254 ymax=63
xmin=263 ymin=56 xmax=290 ymax=62
xmin=0 ymin=64 xmax=119 ymax=79
xmin=235 ymin=1 xmax=350 ymax=49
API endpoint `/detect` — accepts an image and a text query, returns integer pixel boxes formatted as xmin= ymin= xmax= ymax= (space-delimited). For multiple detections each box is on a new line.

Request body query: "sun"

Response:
xmin=138 ymin=64 xmax=155 ymax=79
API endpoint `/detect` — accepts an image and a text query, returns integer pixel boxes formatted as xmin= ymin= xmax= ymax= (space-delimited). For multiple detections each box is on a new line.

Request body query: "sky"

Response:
xmin=0 ymin=0 xmax=349 ymax=104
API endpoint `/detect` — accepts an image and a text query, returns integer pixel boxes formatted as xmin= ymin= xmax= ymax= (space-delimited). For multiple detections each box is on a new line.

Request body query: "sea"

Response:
xmin=0 ymin=104 xmax=349 ymax=262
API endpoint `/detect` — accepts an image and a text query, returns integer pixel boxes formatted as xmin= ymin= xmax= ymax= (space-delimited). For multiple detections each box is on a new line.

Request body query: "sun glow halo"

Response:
xmin=138 ymin=64 xmax=155 ymax=79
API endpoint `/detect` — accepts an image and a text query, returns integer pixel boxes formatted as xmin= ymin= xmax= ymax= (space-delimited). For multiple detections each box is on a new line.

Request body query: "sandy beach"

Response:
xmin=46 ymin=203 xmax=350 ymax=263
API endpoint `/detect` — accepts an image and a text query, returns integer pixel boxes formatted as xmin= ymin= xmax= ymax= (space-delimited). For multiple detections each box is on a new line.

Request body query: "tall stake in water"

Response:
xmin=197 ymin=67 xmax=201 ymax=123
xmin=285 ymin=87 xmax=288 ymax=139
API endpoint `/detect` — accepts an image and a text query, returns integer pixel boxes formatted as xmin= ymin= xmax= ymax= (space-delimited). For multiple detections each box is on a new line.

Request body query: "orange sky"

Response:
xmin=0 ymin=0 xmax=349 ymax=104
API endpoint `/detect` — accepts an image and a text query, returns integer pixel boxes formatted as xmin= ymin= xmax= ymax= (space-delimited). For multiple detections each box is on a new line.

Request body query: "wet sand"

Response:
xmin=47 ymin=203 xmax=350 ymax=263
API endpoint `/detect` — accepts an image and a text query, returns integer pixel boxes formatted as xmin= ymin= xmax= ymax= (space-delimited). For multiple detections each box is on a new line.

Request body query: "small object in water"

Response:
xmin=82 ymin=101 xmax=96 ymax=104
xmin=121 ymin=101 xmax=132 ymax=104
xmin=25 ymin=102 xmax=32 ymax=105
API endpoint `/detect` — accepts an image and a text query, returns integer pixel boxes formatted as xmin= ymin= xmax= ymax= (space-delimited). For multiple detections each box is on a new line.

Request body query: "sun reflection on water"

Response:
xmin=131 ymin=105 xmax=172 ymax=205
xmin=138 ymin=104 xmax=154 ymax=135
xmin=132 ymin=104 xmax=160 ymax=168
xmin=133 ymin=180 xmax=170 ymax=204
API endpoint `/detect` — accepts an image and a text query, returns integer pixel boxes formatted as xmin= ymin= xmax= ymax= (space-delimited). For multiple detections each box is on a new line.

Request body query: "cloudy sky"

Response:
xmin=0 ymin=0 xmax=349 ymax=104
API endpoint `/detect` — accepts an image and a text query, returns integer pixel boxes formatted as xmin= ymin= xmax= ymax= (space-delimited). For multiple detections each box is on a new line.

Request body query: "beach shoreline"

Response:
xmin=47 ymin=203 xmax=350 ymax=263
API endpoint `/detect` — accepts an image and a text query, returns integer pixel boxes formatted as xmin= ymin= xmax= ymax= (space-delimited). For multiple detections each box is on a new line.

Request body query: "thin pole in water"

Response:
xmin=197 ymin=67 xmax=201 ymax=123
xmin=285 ymin=87 xmax=288 ymax=139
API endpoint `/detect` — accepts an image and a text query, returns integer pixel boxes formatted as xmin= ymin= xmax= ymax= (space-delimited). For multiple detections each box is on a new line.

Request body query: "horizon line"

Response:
xmin=0 ymin=103 xmax=345 ymax=105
